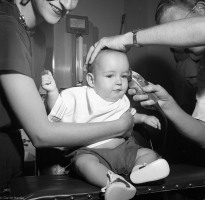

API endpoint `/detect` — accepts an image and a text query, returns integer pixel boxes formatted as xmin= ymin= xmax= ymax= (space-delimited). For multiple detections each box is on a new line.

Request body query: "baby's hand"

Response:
xmin=143 ymin=115 xmax=161 ymax=130
xmin=41 ymin=70 xmax=57 ymax=93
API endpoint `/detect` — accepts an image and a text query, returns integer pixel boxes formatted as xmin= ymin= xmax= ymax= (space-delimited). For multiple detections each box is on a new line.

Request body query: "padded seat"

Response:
xmin=9 ymin=164 xmax=205 ymax=200
xmin=135 ymin=164 xmax=205 ymax=195
xmin=10 ymin=175 xmax=102 ymax=200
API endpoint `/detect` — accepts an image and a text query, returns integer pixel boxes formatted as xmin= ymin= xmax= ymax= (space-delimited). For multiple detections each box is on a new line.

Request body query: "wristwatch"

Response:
xmin=132 ymin=29 xmax=143 ymax=47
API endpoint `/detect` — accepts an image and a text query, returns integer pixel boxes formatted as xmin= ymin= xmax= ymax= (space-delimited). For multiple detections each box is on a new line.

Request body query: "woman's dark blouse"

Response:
xmin=0 ymin=1 xmax=34 ymax=130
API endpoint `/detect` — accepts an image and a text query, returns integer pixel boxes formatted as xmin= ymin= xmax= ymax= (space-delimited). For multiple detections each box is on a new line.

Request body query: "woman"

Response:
xmin=0 ymin=0 xmax=133 ymax=189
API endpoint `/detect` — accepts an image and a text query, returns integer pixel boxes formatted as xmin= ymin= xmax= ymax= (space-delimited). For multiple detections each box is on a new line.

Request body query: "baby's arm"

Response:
xmin=41 ymin=70 xmax=59 ymax=111
xmin=133 ymin=113 xmax=161 ymax=129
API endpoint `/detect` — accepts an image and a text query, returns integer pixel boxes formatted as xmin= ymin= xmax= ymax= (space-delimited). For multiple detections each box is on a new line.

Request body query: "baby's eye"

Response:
xmin=106 ymin=75 xmax=114 ymax=78
xmin=122 ymin=74 xmax=128 ymax=78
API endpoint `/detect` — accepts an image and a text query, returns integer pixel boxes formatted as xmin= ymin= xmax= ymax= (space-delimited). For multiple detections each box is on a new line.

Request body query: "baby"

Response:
xmin=41 ymin=49 xmax=170 ymax=200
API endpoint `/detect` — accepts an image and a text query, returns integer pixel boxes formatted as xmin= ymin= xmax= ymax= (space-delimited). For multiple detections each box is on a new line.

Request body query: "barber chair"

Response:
xmin=6 ymin=116 xmax=205 ymax=200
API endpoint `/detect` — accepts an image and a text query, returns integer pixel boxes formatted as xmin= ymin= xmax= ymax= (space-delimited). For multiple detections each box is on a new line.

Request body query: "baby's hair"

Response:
xmin=86 ymin=48 xmax=126 ymax=74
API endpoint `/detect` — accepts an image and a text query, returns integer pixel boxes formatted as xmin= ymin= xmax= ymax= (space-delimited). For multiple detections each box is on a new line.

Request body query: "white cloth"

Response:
xmin=48 ymin=86 xmax=131 ymax=148
xmin=192 ymin=65 xmax=205 ymax=122
xmin=192 ymin=89 xmax=205 ymax=122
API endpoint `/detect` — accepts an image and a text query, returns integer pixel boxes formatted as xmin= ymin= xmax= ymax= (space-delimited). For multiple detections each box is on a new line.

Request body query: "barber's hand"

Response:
xmin=128 ymin=83 xmax=173 ymax=109
xmin=85 ymin=33 xmax=132 ymax=65
xmin=41 ymin=71 xmax=57 ymax=93
xmin=119 ymin=109 xmax=134 ymax=139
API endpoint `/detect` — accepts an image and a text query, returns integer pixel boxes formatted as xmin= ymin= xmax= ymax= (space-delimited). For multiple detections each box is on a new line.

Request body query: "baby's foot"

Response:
xmin=130 ymin=158 xmax=170 ymax=184
xmin=102 ymin=170 xmax=136 ymax=200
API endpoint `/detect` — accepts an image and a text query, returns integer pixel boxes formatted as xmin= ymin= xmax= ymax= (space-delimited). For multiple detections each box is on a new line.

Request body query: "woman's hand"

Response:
xmin=119 ymin=109 xmax=134 ymax=139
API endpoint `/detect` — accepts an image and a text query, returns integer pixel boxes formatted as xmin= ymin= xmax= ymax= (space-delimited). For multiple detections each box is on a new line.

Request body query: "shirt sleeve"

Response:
xmin=0 ymin=17 xmax=32 ymax=77
xmin=48 ymin=89 xmax=75 ymax=122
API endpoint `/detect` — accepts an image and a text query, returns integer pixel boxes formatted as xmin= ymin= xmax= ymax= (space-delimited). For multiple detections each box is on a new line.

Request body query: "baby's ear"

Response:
xmin=86 ymin=73 xmax=95 ymax=87
xmin=195 ymin=1 xmax=205 ymax=15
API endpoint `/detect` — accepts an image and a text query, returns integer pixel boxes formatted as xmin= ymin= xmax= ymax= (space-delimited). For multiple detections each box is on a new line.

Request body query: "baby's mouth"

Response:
xmin=114 ymin=89 xmax=122 ymax=93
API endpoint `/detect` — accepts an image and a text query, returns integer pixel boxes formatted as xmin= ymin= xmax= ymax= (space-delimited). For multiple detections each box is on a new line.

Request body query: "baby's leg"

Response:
xmin=134 ymin=147 xmax=158 ymax=167
xmin=74 ymin=153 xmax=136 ymax=200
xmin=130 ymin=148 xmax=170 ymax=184
xmin=74 ymin=153 xmax=108 ymax=187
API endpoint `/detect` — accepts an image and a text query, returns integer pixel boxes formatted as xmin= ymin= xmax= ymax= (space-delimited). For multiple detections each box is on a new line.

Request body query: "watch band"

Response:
xmin=132 ymin=29 xmax=143 ymax=47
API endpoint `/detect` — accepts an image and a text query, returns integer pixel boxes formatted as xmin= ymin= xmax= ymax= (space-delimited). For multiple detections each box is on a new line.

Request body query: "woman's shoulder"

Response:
xmin=0 ymin=15 xmax=28 ymax=46
xmin=0 ymin=15 xmax=18 ymax=31
xmin=0 ymin=2 xmax=28 ymax=39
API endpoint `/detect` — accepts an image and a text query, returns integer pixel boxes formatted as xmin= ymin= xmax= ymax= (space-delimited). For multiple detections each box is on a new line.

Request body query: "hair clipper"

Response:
xmin=130 ymin=71 xmax=159 ymax=104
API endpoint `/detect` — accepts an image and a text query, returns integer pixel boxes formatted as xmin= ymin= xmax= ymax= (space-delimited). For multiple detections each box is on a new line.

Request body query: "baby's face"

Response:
xmin=93 ymin=51 xmax=130 ymax=102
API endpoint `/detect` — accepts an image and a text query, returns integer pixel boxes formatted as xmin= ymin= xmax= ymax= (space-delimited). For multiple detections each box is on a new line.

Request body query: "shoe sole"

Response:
xmin=130 ymin=158 xmax=170 ymax=184
xmin=105 ymin=181 xmax=136 ymax=200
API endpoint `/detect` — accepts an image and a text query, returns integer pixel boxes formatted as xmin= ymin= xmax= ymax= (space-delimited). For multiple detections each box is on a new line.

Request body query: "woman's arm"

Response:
xmin=1 ymin=73 xmax=133 ymax=148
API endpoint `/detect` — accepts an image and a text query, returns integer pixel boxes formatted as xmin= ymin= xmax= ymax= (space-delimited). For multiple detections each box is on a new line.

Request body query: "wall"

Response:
xmin=73 ymin=0 xmax=124 ymax=38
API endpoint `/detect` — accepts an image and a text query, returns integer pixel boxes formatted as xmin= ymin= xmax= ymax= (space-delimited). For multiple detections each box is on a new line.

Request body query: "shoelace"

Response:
xmin=101 ymin=171 xmax=130 ymax=192
xmin=101 ymin=171 xmax=113 ymax=192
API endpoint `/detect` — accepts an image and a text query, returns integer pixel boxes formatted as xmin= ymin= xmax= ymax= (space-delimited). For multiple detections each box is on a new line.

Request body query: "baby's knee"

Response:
xmin=74 ymin=153 xmax=99 ymax=169
xmin=138 ymin=148 xmax=158 ymax=158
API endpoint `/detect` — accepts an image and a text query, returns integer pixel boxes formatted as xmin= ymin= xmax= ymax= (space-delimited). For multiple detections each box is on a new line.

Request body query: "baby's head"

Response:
xmin=86 ymin=49 xmax=130 ymax=102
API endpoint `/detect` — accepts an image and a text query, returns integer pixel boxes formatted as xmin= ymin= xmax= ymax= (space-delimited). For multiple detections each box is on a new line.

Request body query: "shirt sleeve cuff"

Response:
xmin=48 ymin=95 xmax=67 ymax=122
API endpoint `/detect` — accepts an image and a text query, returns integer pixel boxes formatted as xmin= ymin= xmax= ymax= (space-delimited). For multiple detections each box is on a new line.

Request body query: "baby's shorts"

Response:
xmin=68 ymin=136 xmax=141 ymax=175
